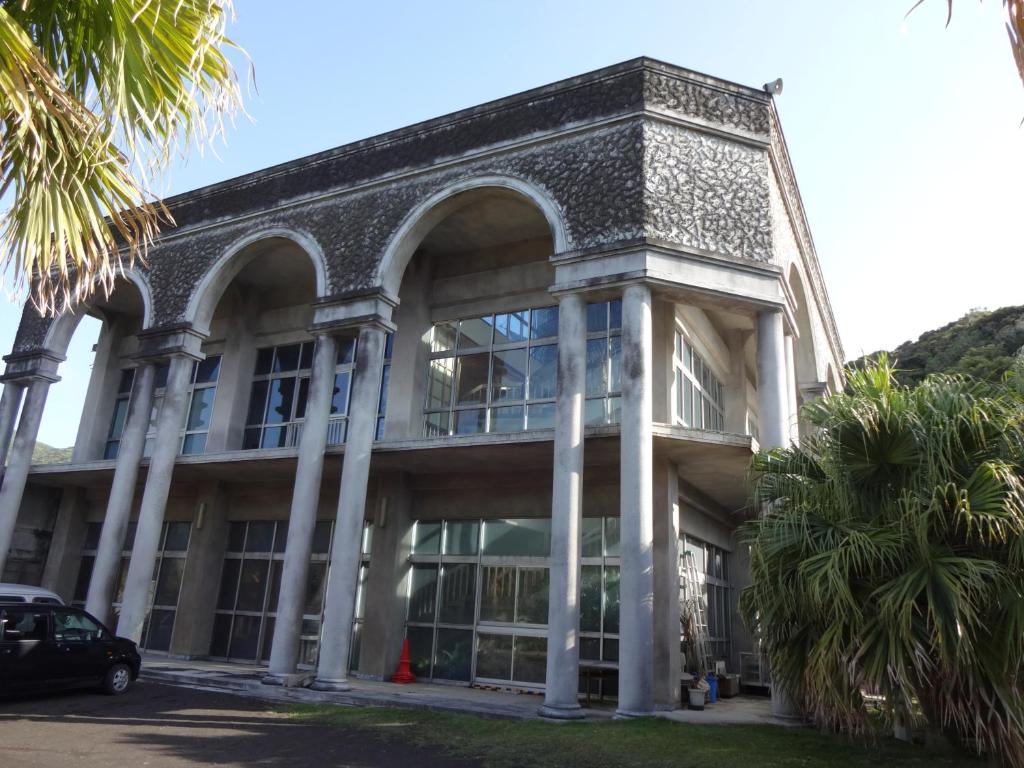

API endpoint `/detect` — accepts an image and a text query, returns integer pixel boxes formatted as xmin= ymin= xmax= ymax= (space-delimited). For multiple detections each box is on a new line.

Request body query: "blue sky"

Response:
xmin=8 ymin=0 xmax=1022 ymax=447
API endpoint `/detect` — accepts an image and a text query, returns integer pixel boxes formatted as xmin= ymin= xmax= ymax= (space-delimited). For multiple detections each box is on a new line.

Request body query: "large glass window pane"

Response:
xmin=74 ymin=556 xmax=95 ymax=602
xmin=235 ymin=560 xmax=269 ymax=612
xmin=455 ymin=354 xmax=489 ymax=405
xmin=584 ymin=398 xmax=606 ymax=426
xmin=443 ymin=521 xmax=479 ymax=556
xmin=265 ymin=378 xmax=296 ymax=424
xmin=295 ymin=377 xmax=310 ymax=419
xmin=454 ymin=408 xmax=486 ymax=435
xmin=479 ymin=566 xmax=516 ymax=623
xmin=609 ymin=300 xmax=622 ymax=331
xmin=273 ymin=344 xmax=301 ymax=373
xmin=181 ymin=433 xmax=207 ymax=455
xmin=603 ymin=567 xmax=620 ymax=634
xmin=195 ymin=355 xmax=221 ymax=384
xmin=245 ymin=522 xmax=276 ymax=552
xmin=580 ymin=565 xmax=602 ymax=632
xmin=209 ymin=613 xmax=232 ymax=657
xmin=145 ymin=609 xmax=175 ymax=652
xmin=300 ymin=342 xmax=314 ymax=370
xmin=413 ymin=522 xmax=441 ymax=555
xmin=530 ymin=306 xmax=559 ymax=339
xmin=604 ymin=518 xmax=621 ymax=556
xmin=526 ymin=402 xmax=555 ymax=430
xmin=426 ymin=358 xmax=455 ymax=411
xmin=482 ymin=519 xmax=550 ymax=556
xmin=337 ymin=337 xmax=357 ymax=365
xmin=513 ymin=635 xmax=547 ymax=684
xmin=107 ymin=398 xmax=129 ymax=440
xmin=118 ymin=368 xmax=136 ymax=394
xmin=585 ymin=339 xmax=607 ymax=397
xmin=217 ymin=559 xmax=241 ymax=610
xmin=489 ymin=405 xmax=523 ymax=433
xmin=304 ymin=562 xmax=327 ymax=615
xmin=458 ymin=317 xmax=493 ymax=350
xmin=493 ymin=311 xmax=529 ymax=345
xmin=406 ymin=626 xmax=434 ymax=678
xmin=186 ymin=387 xmax=216 ymax=431
xmin=581 ymin=519 xmax=603 ymax=558
xmin=331 ymin=372 xmax=351 ymax=416
xmin=586 ymin=302 xmax=607 ymax=333
xmin=260 ymin=425 xmax=286 ymax=449
xmin=608 ymin=336 xmax=622 ymax=392
xmin=228 ymin=614 xmax=261 ymax=660
xmin=408 ymin=565 xmax=438 ymax=623
xmin=475 ymin=633 xmax=513 ymax=681
xmin=491 ymin=349 xmax=526 ymax=402
xmin=433 ymin=628 xmax=472 ymax=681
xmin=312 ymin=521 xmax=332 ymax=554
xmin=527 ymin=345 xmax=557 ymax=400
xmin=154 ymin=558 xmax=184 ymax=605
xmin=227 ymin=522 xmax=247 ymax=551
xmin=438 ymin=564 xmax=476 ymax=625
xmin=431 ymin=322 xmax=457 ymax=353
xmin=516 ymin=568 xmax=549 ymax=625
xmin=254 ymin=348 xmax=274 ymax=376
xmin=165 ymin=522 xmax=191 ymax=552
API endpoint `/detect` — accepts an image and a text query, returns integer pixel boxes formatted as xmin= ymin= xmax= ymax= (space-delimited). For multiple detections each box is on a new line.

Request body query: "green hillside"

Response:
xmin=859 ymin=305 xmax=1024 ymax=386
xmin=31 ymin=441 xmax=73 ymax=464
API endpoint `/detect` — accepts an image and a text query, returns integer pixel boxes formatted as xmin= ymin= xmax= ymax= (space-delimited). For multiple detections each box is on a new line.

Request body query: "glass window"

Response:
xmin=438 ymin=564 xmax=476 ymax=624
xmin=480 ymin=566 xmax=516 ymax=623
xmin=475 ymin=633 xmax=513 ymax=680
xmin=513 ymin=636 xmax=547 ymax=684
xmin=433 ymin=628 xmax=473 ymax=681
xmin=408 ymin=565 xmax=438 ymax=623
xmin=481 ymin=519 xmax=550 ymax=557
xmin=455 ymin=353 xmax=490 ymax=405
xmin=458 ymin=317 xmax=493 ymax=350
xmin=530 ymin=306 xmax=559 ymax=340
xmin=413 ymin=522 xmax=441 ymax=555
xmin=443 ymin=521 xmax=479 ymax=556
xmin=675 ymin=333 xmax=725 ymax=432
xmin=516 ymin=568 xmax=549 ymax=625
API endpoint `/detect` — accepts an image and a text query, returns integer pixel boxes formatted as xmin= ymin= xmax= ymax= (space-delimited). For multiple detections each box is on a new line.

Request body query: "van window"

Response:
xmin=32 ymin=597 xmax=61 ymax=605
xmin=1 ymin=610 xmax=49 ymax=641
xmin=53 ymin=609 xmax=103 ymax=642
xmin=0 ymin=595 xmax=25 ymax=603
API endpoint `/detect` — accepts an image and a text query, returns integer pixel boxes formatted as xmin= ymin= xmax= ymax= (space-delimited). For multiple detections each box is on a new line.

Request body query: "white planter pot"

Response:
xmin=687 ymin=688 xmax=705 ymax=710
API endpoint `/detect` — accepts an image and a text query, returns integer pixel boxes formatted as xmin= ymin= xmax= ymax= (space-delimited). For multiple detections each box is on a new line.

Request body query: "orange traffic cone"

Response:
xmin=391 ymin=638 xmax=417 ymax=684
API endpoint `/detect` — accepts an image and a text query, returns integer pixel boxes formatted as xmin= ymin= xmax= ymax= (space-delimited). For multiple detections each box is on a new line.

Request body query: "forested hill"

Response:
xmin=859 ymin=305 xmax=1024 ymax=386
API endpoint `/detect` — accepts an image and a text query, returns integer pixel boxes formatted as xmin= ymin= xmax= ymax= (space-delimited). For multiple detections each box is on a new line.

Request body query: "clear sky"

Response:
xmin=7 ymin=0 xmax=1022 ymax=447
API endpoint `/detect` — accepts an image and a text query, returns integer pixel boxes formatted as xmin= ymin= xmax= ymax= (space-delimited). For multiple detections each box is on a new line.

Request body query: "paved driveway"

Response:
xmin=0 ymin=681 xmax=477 ymax=768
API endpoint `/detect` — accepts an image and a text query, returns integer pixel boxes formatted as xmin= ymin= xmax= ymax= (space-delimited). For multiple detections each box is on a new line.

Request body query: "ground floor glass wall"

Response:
xmin=406 ymin=517 xmax=621 ymax=690
xmin=74 ymin=520 xmax=191 ymax=651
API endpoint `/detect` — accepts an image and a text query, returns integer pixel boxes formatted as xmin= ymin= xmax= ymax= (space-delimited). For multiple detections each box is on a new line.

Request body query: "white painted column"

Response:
xmin=0 ymin=382 xmax=26 ymax=467
xmin=617 ymin=283 xmax=655 ymax=718
xmin=782 ymin=335 xmax=798 ymax=444
xmin=265 ymin=333 xmax=338 ymax=684
xmin=116 ymin=354 xmax=192 ymax=643
xmin=0 ymin=377 xmax=51 ymax=576
xmin=755 ymin=310 xmax=789 ymax=450
xmin=312 ymin=326 xmax=385 ymax=691
xmin=85 ymin=363 xmax=156 ymax=625
xmin=539 ymin=293 xmax=587 ymax=719
xmin=755 ymin=309 xmax=799 ymax=718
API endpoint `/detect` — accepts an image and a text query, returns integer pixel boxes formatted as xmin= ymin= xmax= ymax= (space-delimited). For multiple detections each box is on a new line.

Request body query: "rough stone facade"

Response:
xmin=7 ymin=57 xmax=840 ymax=367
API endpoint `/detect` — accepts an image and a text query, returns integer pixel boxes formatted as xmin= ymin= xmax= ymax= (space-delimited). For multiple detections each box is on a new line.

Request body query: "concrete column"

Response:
xmin=617 ymin=283 xmax=655 ymax=718
xmin=783 ymin=333 xmax=799 ymax=445
xmin=0 ymin=382 xmax=26 ymax=467
xmin=265 ymin=334 xmax=338 ymax=684
xmin=652 ymin=459 xmax=681 ymax=710
xmin=723 ymin=331 xmax=749 ymax=435
xmin=85 ymin=363 xmax=156 ymax=625
xmin=169 ymin=481 xmax=228 ymax=657
xmin=755 ymin=310 xmax=798 ymax=718
xmin=540 ymin=293 xmax=587 ymax=719
xmin=313 ymin=326 xmax=385 ymax=691
xmin=357 ymin=472 xmax=413 ymax=679
xmin=0 ymin=377 xmax=51 ymax=576
xmin=41 ymin=487 xmax=87 ymax=599
xmin=116 ymin=354 xmax=192 ymax=643
xmin=755 ymin=310 xmax=789 ymax=450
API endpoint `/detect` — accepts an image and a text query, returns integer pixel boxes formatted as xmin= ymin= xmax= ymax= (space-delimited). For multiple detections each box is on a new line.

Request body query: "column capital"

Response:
xmin=133 ymin=324 xmax=207 ymax=363
xmin=311 ymin=287 xmax=397 ymax=336
xmin=1 ymin=350 xmax=63 ymax=384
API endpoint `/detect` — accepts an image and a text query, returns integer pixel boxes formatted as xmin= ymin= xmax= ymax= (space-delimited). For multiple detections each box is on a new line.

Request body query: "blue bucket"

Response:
xmin=705 ymin=674 xmax=718 ymax=703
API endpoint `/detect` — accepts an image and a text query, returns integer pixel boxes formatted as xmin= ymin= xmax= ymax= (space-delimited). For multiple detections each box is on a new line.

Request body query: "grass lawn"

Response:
xmin=284 ymin=704 xmax=983 ymax=768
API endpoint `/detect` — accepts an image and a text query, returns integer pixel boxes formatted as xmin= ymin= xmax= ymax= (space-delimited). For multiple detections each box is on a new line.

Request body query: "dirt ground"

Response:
xmin=0 ymin=681 xmax=478 ymax=768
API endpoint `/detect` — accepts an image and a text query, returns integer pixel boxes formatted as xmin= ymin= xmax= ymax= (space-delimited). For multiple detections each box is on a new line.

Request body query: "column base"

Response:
xmin=262 ymin=671 xmax=314 ymax=688
xmin=310 ymin=677 xmax=352 ymax=692
xmin=538 ymin=702 xmax=586 ymax=721
xmin=613 ymin=708 xmax=655 ymax=720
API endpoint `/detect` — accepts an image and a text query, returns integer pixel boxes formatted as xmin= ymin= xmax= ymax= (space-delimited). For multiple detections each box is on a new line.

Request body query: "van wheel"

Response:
xmin=103 ymin=663 xmax=132 ymax=695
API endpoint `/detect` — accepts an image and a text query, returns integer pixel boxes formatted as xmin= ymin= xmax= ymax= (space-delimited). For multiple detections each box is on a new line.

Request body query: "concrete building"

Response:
xmin=0 ymin=58 xmax=843 ymax=716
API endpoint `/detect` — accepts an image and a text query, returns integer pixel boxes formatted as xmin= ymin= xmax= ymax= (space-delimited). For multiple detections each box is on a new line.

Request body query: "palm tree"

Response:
xmin=0 ymin=1 xmax=243 ymax=313
xmin=740 ymin=358 xmax=1024 ymax=765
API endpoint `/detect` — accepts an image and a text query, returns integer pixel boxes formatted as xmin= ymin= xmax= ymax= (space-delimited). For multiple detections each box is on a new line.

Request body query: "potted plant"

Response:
xmin=687 ymin=677 xmax=709 ymax=710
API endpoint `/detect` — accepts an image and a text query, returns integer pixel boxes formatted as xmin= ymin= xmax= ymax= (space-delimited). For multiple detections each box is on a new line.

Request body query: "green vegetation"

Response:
xmin=30 ymin=441 xmax=71 ymax=464
xmin=742 ymin=359 xmax=1024 ymax=765
xmin=857 ymin=305 xmax=1024 ymax=385
xmin=285 ymin=703 xmax=980 ymax=767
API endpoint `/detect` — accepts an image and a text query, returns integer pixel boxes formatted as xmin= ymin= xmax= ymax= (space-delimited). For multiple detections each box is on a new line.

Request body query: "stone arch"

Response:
xmin=186 ymin=227 xmax=329 ymax=335
xmin=375 ymin=175 xmax=569 ymax=297
xmin=42 ymin=270 xmax=153 ymax=357
xmin=787 ymin=263 xmax=822 ymax=386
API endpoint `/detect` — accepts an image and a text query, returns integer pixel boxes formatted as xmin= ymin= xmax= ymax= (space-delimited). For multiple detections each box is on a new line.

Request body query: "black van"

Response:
xmin=0 ymin=603 xmax=141 ymax=696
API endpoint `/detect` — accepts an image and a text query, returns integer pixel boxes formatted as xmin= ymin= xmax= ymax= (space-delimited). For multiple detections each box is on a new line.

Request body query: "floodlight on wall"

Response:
xmin=763 ymin=78 xmax=784 ymax=95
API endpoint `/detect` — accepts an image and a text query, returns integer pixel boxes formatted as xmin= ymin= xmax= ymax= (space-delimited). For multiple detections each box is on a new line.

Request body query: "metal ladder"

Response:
xmin=680 ymin=550 xmax=712 ymax=676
